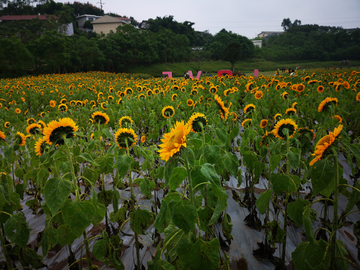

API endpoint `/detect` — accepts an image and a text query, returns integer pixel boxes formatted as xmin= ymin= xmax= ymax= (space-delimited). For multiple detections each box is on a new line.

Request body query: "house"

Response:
xmin=91 ymin=15 xmax=131 ymax=35
xmin=76 ymin=14 xmax=102 ymax=32
xmin=139 ymin=20 xmax=149 ymax=30
xmin=257 ymin=31 xmax=283 ymax=38
xmin=0 ymin=15 xmax=73 ymax=36
xmin=251 ymin=39 xmax=262 ymax=48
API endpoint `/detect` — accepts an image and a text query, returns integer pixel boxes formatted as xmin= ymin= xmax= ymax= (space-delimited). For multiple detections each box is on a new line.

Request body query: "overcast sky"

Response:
xmin=58 ymin=0 xmax=360 ymax=39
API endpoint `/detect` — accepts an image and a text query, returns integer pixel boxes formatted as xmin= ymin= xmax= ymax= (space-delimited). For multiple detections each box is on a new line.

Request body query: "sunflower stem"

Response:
xmin=83 ymin=231 xmax=93 ymax=270
xmin=331 ymin=148 xmax=339 ymax=265
xmin=63 ymin=137 xmax=79 ymax=201
xmin=0 ymin=223 xmax=12 ymax=270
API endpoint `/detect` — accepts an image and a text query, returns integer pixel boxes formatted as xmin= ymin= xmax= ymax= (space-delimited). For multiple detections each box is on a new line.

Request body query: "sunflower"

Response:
xmin=214 ymin=95 xmax=229 ymax=121
xmin=34 ymin=137 xmax=48 ymax=157
xmin=260 ymin=131 xmax=276 ymax=146
xmin=281 ymin=92 xmax=289 ymax=99
xmin=230 ymin=111 xmax=238 ymax=122
xmin=58 ymin=104 xmax=68 ymax=112
xmin=209 ymin=86 xmax=217 ymax=94
xmin=186 ymin=99 xmax=194 ymax=107
xmin=100 ymin=102 xmax=108 ymax=110
xmin=26 ymin=123 xmax=42 ymax=135
xmin=356 ymin=92 xmax=360 ymax=102
xmin=15 ymin=131 xmax=26 ymax=146
xmin=60 ymin=98 xmax=67 ymax=104
xmin=162 ymin=106 xmax=175 ymax=119
xmin=26 ymin=118 xmax=35 ymax=125
xmin=138 ymin=94 xmax=146 ymax=101
xmin=255 ymin=90 xmax=263 ymax=100
xmin=0 ymin=131 xmax=5 ymax=141
xmin=188 ymin=112 xmax=207 ymax=132
xmin=241 ymin=119 xmax=252 ymax=128
xmin=158 ymin=121 xmax=191 ymax=161
xmin=172 ymin=94 xmax=178 ymax=101
xmin=296 ymin=84 xmax=305 ymax=93
xmin=119 ymin=116 xmax=133 ymax=127
xmin=317 ymin=85 xmax=325 ymax=93
xmin=260 ymin=119 xmax=268 ymax=128
xmin=273 ymin=118 xmax=298 ymax=139
xmin=191 ymin=89 xmax=198 ymax=96
xmin=244 ymin=104 xmax=255 ymax=114
xmin=15 ymin=108 xmax=21 ymax=114
xmin=37 ymin=120 xmax=46 ymax=130
xmin=141 ymin=135 xmax=146 ymax=143
xmin=318 ymin=97 xmax=338 ymax=112
xmin=292 ymin=102 xmax=298 ymax=110
xmin=285 ymin=108 xmax=297 ymax=115
xmin=50 ymin=100 xmax=57 ymax=107
xmin=342 ymin=81 xmax=350 ymax=89
xmin=4 ymin=122 xmax=10 ymax=128
xmin=334 ymin=115 xmax=342 ymax=123
xmin=43 ymin=118 xmax=78 ymax=145
xmin=146 ymin=89 xmax=153 ymax=96
xmin=297 ymin=127 xmax=315 ymax=140
xmin=92 ymin=111 xmax=110 ymax=125
xmin=245 ymin=82 xmax=254 ymax=92
xmin=309 ymin=125 xmax=343 ymax=166
xmin=114 ymin=128 xmax=137 ymax=149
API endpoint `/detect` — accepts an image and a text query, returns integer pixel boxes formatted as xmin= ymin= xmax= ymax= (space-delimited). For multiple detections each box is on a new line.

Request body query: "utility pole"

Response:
xmin=97 ymin=0 xmax=104 ymax=12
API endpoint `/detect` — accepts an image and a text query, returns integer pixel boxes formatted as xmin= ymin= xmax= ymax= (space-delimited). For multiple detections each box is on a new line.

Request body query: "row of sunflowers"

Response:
xmin=0 ymin=69 xmax=360 ymax=270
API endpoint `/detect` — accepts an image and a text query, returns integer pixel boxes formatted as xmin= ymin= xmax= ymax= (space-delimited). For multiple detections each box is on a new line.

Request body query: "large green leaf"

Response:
xmin=204 ymin=144 xmax=221 ymax=164
xmin=169 ymin=167 xmax=187 ymax=191
xmin=115 ymin=154 xmax=133 ymax=178
xmin=62 ymin=200 xmax=95 ymax=238
xmin=177 ymin=238 xmax=220 ymax=270
xmin=130 ymin=208 xmax=153 ymax=235
xmin=288 ymin=199 xmax=308 ymax=227
xmin=222 ymin=152 xmax=239 ymax=177
xmin=43 ymin=177 xmax=72 ymax=216
xmin=4 ymin=212 xmax=30 ymax=248
xmin=287 ymin=151 xmax=300 ymax=171
xmin=172 ymin=200 xmax=197 ymax=233
xmin=164 ymin=157 xmax=178 ymax=187
xmin=310 ymin=158 xmax=335 ymax=195
xmin=270 ymin=173 xmax=289 ymax=195
xmin=255 ymin=189 xmax=272 ymax=214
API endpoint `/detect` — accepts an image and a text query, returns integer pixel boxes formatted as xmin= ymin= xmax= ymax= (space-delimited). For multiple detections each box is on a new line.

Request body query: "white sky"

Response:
xmin=57 ymin=0 xmax=360 ymax=39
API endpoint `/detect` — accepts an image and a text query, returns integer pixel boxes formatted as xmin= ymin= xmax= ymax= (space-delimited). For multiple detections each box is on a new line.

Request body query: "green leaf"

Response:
xmin=255 ymin=189 xmax=272 ymax=214
xmin=169 ymin=167 xmax=187 ymax=191
xmin=270 ymin=173 xmax=289 ymax=195
xmin=310 ymin=159 xmax=335 ymax=195
xmin=37 ymin=168 xmax=50 ymax=186
xmin=164 ymin=157 xmax=178 ymax=187
xmin=115 ymin=154 xmax=133 ymax=178
xmin=221 ymin=212 xmax=233 ymax=241
xmin=182 ymin=147 xmax=195 ymax=168
xmin=230 ymin=124 xmax=240 ymax=140
xmin=243 ymin=151 xmax=258 ymax=171
xmin=164 ymin=223 xmax=185 ymax=264
xmin=288 ymin=174 xmax=301 ymax=193
xmin=334 ymin=240 xmax=349 ymax=270
xmin=222 ymin=152 xmax=239 ymax=176
xmin=200 ymin=163 xmax=220 ymax=183
xmin=287 ymin=151 xmax=300 ymax=170
xmin=43 ymin=177 xmax=72 ymax=216
xmin=288 ymin=199 xmax=307 ymax=227
xmin=154 ymin=200 xmax=169 ymax=233
xmin=79 ymin=152 xmax=100 ymax=166
xmin=62 ymin=200 xmax=95 ymax=238
xmin=216 ymin=128 xmax=228 ymax=144
xmin=42 ymin=224 xmax=58 ymax=256
xmin=291 ymin=241 xmax=310 ymax=270
xmin=93 ymin=238 xmax=109 ymax=261
xmin=177 ymin=238 xmax=220 ymax=270
xmin=130 ymin=208 xmax=153 ymax=235
xmin=198 ymin=205 xmax=213 ymax=233
xmin=302 ymin=207 xmax=317 ymax=246
xmin=172 ymin=200 xmax=197 ymax=233
xmin=204 ymin=144 xmax=221 ymax=164
xmin=4 ymin=212 xmax=30 ymax=248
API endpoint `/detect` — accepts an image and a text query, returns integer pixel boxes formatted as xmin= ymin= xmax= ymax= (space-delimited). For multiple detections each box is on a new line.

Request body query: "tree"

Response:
xmin=223 ymin=41 xmax=241 ymax=72
xmin=281 ymin=18 xmax=292 ymax=31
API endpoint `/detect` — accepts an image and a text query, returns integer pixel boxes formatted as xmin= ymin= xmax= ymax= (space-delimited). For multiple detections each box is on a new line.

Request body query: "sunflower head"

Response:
xmin=15 ymin=131 xmax=26 ymax=146
xmin=27 ymin=118 xmax=36 ymax=125
xmin=285 ymin=108 xmax=297 ymax=116
xmin=43 ymin=118 xmax=78 ymax=145
xmin=158 ymin=121 xmax=191 ymax=161
xmin=172 ymin=94 xmax=178 ymax=101
xmin=188 ymin=112 xmax=207 ymax=132
xmin=58 ymin=104 xmax=68 ymax=112
xmin=114 ymin=128 xmax=137 ymax=149
xmin=92 ymin=111 xmax=110 ymax=125
xmin=318 ymin=97 xmax=338 ymax=112
xmin=26 ymin=123 xmax=42 ymax=135
xmin=119 ymin=116 xmax=133 ymax=127
xmin=0 ymin=131 xmax=5 ymax=141
xmin=241 ymin=119 xmax=252 ymax=128
xmin=162 ymin=106 xmax=175 ymax=119
xmin=34 ymin=137 xmax=48 ymax=157
xmin=244 ymin=104 xmax=255 ymax=115
xmin=260 ymin=119 xmax=268 ymax=128
xmin=255 ymin=90 xmax=263 ymax=100
xmin=260 ymin=130 xmax=276 ymax=146
xmin=297 ymin=127 xmax=315 ymax=141
xmin=273 ymin=118 xmax=298 ymax=139
xmin=309 ymin=125 xmax=342 ymax=166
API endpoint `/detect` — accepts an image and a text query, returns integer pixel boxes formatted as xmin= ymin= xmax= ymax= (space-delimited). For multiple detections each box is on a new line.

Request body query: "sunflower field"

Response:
xmin=0 ymin=69 xmax=360 ymax=270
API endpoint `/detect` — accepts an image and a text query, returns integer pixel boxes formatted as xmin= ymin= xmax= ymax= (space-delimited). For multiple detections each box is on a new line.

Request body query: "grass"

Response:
xmin=128 ymin=59 xmax=360 ymax=77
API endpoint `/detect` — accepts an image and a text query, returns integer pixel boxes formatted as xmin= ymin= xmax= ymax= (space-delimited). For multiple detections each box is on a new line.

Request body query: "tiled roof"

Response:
xmin=0 ymin=15 xmax=58 ymax=21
